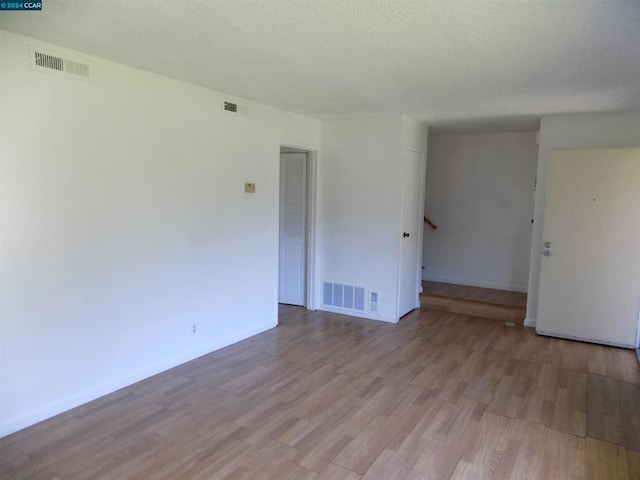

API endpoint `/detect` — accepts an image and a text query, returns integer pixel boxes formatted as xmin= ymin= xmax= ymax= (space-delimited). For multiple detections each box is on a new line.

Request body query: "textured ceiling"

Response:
xmin=2 ymin=0 xmax=639 ymax=132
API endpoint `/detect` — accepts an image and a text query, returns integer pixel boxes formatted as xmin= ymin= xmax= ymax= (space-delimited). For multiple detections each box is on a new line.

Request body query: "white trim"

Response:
xmin=523 ymin=317 xmax=536 ymax=327
xmin=416 ymin=150 xmax=428 ymax=309
xmin=0 ymin=321 xmax=277 ymax=438
xmin=279 ymin=142 xmax=319 ymax=311
xmin=396 ymin=149 xmax=427 ymax=317
xmin=305 ymin=150 xmax=318 ymax=311
xmin=318 ymin=305 xmax=398 ymax=324
xmin=422 ymin=274 xmax=528 ymax=293
xmin=535 ymin=328 xmax=635 ymax=349
xmin=636 ymin=298 xmax=640 ymax=349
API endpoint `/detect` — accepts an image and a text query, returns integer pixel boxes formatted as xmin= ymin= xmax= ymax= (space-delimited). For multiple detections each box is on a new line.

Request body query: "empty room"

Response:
xmin=1 ymin=1 xmax=639 ymax=479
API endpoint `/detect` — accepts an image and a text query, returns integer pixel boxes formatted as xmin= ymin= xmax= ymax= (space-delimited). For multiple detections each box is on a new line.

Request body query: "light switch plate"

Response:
xmin=245 ymin=182 xmax=256 ymax=193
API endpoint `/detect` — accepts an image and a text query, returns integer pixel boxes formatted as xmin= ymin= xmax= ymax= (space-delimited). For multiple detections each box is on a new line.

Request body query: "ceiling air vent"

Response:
xmin=29 ymin=46 xmax=90 ymax=80
xmin=222 ymin=100 xmax=248 ymax=115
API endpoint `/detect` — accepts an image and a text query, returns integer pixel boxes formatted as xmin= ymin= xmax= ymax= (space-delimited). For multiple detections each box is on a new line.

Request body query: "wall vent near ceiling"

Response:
xmin=323 ymin=282 xmax=365 ymax=312
xmin=222 ymin=100 xmax=248 ymax=115
xmin=29 ymin=46 xmax=90 ymax=80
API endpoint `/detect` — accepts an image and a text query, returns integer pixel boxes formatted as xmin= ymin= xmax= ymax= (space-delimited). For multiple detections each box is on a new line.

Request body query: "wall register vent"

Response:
xmin=323 ymin=282 xmax=365 ymax=312
xmin=29 ymin=46 xmax=90 ymax=79
xmin=222 ymin=100 xmax=248 ymax=115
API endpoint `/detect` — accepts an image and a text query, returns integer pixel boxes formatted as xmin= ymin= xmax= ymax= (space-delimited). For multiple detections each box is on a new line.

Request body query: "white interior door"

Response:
xmin=398 ymin=150 xmax=425 ymax=318
xmin=537 ymin=148 xmax=640 ymax=348
xmin=279 ymin=153 xmax=307 ymax=306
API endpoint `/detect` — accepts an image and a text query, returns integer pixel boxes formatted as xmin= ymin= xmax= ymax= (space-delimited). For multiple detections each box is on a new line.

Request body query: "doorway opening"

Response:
xmin=278 ymin=145 xmax=316 ymax=310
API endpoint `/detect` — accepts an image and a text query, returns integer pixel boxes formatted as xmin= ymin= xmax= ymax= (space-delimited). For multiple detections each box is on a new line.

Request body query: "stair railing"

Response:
xmin=424 ymin=216 xmax=438 ymax=230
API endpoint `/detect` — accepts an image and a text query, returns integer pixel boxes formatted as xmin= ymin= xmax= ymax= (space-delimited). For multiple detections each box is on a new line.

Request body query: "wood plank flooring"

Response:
xmin=422 ymin=281 xmax=527 ymax=307
xmin=1 ymin=305 xmax=639 ymax=479
xmin=421 ymin=281 xmax=527 ymax=324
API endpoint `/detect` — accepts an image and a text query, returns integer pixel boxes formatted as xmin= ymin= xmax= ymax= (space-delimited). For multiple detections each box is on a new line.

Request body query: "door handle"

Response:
xmin=403 ymin=232 xmax=410 ymax=238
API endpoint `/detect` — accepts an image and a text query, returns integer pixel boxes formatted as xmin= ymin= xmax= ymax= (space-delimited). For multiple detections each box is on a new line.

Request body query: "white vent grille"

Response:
xmin=29 ymin=46 xmax=90 ymax=79
xmin=323 ymin=282 xmax=365 ymax=312
xmin=35 ymin=51 xmax=63 ymax=71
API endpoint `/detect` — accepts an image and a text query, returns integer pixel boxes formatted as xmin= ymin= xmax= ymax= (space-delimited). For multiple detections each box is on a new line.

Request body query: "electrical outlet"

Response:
xmin=192 ymin=322 xmax=197 ymax=334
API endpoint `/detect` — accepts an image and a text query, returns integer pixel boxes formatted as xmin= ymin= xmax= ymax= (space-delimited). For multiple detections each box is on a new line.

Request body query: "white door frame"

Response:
xmin=415 ymin=149 xmax=427 ymax=299
xmin=279 ymin=143 xmax=318 ymax=310
xmin=396 ymin=148 xmax=427 ymax=318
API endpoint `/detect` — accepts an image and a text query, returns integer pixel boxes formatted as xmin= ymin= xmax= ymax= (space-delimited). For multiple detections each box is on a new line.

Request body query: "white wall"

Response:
xmin=525 ymin=111 xmax=640 ymax=326
xmin=422 ymin=132 xmax=537 ymax=291
xmin=318 ymin=116 xmax=403 ymax=322
xmin=0 ymin=30 xmax=321 ymax=436
xmin=317 ymin=115 xmax=428 ymax=322
xmin=402 ymin=115 xmax=429 ymax=154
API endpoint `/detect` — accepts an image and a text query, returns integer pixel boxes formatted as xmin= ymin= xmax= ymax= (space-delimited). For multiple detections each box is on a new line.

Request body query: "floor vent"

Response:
xmin=323 ymin=282 xmax=365 ymax=312
xmin=29 ymin=46 xmax=90 ymax=80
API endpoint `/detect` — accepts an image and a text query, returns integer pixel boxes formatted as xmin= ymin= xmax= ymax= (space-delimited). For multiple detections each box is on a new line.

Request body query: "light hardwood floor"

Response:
xmin=421 ymin=281 xmax=527 ymax=324
xmin=422 ymin=281 xmax=527 ymax=308
xmin=1 ymin=305 xmax=639 ymax=479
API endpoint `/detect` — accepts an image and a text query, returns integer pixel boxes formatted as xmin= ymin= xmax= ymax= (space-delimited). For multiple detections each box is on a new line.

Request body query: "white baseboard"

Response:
xmin=422 ymin=274 xmax=528 ymax=293
xmin=523 ymin=317 xmax=536 ymax=328
xmin=536 ymin=328 xmax=635 ymax=349
xmin=318 ymin=305 xmax=398 ymax=323
xmin=0 ymin=320 xmax=277 ymax=438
